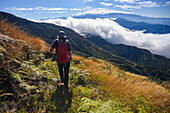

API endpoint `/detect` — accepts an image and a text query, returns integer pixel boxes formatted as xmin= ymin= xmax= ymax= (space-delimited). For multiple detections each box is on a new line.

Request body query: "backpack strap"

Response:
xmin=65 ymin=39 xmax=69 ymax=44
xmin=56 ymin=39 xmax=60 ymax=44
xmin=56 ymin=39 xmax=68 ymax=44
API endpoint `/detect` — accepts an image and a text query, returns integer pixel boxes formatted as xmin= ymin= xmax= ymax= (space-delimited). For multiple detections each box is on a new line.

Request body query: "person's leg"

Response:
xmin=64 ymin=62 xmax=70 ymax=87
xmin=58 ymin=63 xmax=64 ymax=83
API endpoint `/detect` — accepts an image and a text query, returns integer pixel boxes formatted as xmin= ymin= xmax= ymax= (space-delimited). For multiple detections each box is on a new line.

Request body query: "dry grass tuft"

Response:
xmin=74 ymin=55 xmax=170 ymax=111
xmin=0 ymin=19 xmax=48 ymax=51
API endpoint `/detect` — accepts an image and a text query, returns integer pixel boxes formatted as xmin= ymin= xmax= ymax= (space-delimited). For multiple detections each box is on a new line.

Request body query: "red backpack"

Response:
xmin=57 ymin=39 xmax=68 ymax=63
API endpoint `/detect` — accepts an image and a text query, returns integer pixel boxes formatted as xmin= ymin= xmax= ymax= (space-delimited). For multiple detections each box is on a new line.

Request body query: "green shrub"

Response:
xmin=70 ymin=66 xmax=90 ymax=86
xmin=77 ymin=97 xmax=126 ymax=113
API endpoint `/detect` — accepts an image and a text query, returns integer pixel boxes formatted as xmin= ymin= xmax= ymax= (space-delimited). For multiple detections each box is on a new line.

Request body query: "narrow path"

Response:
xmin=50 ymin=84 xmax=73 ymax=113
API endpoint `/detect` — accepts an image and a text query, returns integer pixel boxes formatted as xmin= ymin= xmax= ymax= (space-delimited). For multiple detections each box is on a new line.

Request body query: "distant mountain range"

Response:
xmin=73 ymin=13 xmax=170 ymax=34
xmin=115 ymin=18 xmax=170 ymax=34
xmin=0 ymin=11 xmax=169 ymax=81
xmin=41 ymin=13 xmax=170 ymax=34
xmin=73 ymin=13 xmax=170 ymax=26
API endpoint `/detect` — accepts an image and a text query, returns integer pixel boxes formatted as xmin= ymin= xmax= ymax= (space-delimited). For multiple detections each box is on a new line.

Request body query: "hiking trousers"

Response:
xmin=57 ymin=62 xmax=70 ymax=86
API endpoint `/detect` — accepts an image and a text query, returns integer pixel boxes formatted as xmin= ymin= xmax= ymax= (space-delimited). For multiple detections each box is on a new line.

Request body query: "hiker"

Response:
xmin=50 ymin=31 xmax=72 ymax=88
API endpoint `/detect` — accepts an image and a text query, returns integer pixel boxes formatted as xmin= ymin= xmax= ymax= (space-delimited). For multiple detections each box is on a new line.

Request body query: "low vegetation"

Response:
xmin=0 ymin=19 xmax=48 ymax=51
xmin=1 ymin=12 xmax=169 ymax=82
xmin=72 ymin=55 xmax=170 ymax=112
xmin=0 ymin=20 xmax=169 ymax=112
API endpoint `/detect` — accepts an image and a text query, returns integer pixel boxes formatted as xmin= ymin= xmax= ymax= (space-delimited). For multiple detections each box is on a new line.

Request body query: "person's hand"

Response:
xmin=69 ymin=58 xmax=72 ymax=62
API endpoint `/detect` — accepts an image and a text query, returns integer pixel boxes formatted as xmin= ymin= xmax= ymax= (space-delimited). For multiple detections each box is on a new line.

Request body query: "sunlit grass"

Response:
xmin=73 ymin=55 xmax=170 ymax=111
xmin=0 ymin=19 xmax=49 ymax=51
xmin=0 ymin=19 xmax=169 ymax=112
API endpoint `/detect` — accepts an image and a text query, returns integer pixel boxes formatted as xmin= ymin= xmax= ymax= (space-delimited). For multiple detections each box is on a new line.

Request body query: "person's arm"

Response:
xmin=50 ymin=39 xmax=57 ymax=53
xmin=50 ymin=47 xmax=54 ymax=53
xmin=69 ymin=51 xmax=72 ymax=61
xmin=67 ymin=41 xmax=72 ymax=61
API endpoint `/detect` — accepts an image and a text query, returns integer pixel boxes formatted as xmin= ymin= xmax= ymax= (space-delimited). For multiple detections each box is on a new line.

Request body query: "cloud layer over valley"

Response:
xmin=41 ymin=17 xmax=170 ymax=58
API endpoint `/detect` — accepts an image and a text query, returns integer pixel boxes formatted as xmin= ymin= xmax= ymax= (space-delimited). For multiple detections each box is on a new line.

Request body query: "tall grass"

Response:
xmin=75 ymin=56 xmax=170 ymax=111
xmin=0 ymin=19 xmax=48 ymax=51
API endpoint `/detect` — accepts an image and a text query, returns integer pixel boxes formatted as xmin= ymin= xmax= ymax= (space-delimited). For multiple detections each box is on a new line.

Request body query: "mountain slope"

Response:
xmin=0 ymin=11 xmax=169 ymax=81
xmin=0 ymin=14 xmax=169 ymax=113
xmin=115 ymin=18 xmax=170 ymax=34
xmin=0 ymin=11 xmax=133 ymax=64
xmin=1 ymin=33 xmax=169 ymax=112
xmin=86 ymin=34 xmax=170 ymax=81
xmin=86 ymin=34 xmax=170 ymax=68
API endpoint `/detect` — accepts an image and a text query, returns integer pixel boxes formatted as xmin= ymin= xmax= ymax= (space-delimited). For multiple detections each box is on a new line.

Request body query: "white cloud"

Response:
xmin=114 ymin=1 xmax=160 ymax=9
xmin=166 ymin=1 xmax=170 ymax=5
xmin=83 ymin=6 xmax=92 ymax=10
xmin=7 ymin=7 xmax=69 ymax=11
xmin=138 ymin=1 xmax=153 ymax=5
xmin=6 ymin=7 xmax=80 ymax=16
xmin=163 ymin=1 xmax=170 ymax=6
xmin=137 ymin=1 xmax=160 ymax=7
xmin=100 ymin=2 xmax=113 ymax=6
xmin=115 ymin=4 xmax=141 ymax=10
xmin=76 ymin=8 xmax=133 ymax=15
xmin=70 ymin=8 xmax=82 ymax=11
xmin=7 ymin=7 xmax=34 ymax=11
xmin=39 ymin=7 xmax=69 ymax=11
xmin=6 ymin=7 xmax=82 ymax=11
xmin=114 ymin=0 xmax=139 ymax=4
xmin=83 ymin=0 xmax=94 ymax=3
xmin=41 ymin=17 xmax=170 ymax=58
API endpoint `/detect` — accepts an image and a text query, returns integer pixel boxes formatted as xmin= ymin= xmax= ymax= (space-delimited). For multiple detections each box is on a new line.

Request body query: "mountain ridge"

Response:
xmin=0 ymin=12 xmax=169 ymax=113
xmin=0 ymin=11 xmax=169 ymax=81
xmin=73 ymin=13 xmax=170 ymax=34
xmin=115 ymin=18 xmax=170 ymax=34
xmin=73 ymin=13 xmax=170 ymax=26
xmin=40 ymin=13 xmax=170 ymax=34
xmin=86 ymin=34 xmax=170 ymax=81
xmin=86 ymin=34 xmax=170 ymax=69
xmin=0 ymin=33 xmax=169 ymax=112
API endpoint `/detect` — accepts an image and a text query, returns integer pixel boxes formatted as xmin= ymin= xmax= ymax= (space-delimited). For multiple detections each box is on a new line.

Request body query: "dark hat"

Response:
xmin=59 ymin=31 xmax=67 ymax=38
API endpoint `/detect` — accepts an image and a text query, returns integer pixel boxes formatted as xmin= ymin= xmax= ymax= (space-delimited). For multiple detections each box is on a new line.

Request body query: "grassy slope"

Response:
xmin=86 ymin=34 xmax=170 ymax=81
xmin=1 ymin=12 xmax=169 ymax=82
xmin=0 ymin=20 xmax=169 ymax=112
xmin=71 ymin=55 xmax=170 ymax=112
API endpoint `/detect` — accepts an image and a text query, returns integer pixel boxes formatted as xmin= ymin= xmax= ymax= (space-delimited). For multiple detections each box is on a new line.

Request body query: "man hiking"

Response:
xmin=50 ymin=31 xmax=72 ymax=88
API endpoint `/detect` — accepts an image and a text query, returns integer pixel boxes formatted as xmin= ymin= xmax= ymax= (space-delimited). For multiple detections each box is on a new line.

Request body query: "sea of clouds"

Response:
xmin=41 ymin=17 xmax=170 ymax=58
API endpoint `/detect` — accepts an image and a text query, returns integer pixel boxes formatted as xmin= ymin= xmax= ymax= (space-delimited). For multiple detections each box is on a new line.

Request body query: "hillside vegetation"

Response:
xmin=0 ymin=11 xmax=169 ymax=83
xmin=86 ymin=34 xmax=170 ymax=81
xmin=0 ymin=19 xmax=170 ymax=112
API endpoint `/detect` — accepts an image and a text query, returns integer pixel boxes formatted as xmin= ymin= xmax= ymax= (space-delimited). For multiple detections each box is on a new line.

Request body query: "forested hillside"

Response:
xmin=86 ymin=34 xmax=170 ymax=81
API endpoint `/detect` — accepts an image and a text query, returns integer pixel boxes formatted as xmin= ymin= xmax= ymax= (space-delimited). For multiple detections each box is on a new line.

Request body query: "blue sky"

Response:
xmin=0 ymin=0 xmax=170 ymax=19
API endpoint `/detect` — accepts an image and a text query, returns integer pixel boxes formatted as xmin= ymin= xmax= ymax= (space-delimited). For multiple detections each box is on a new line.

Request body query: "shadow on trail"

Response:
xmin=51 ymin=84 xmax=73 ymax=113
